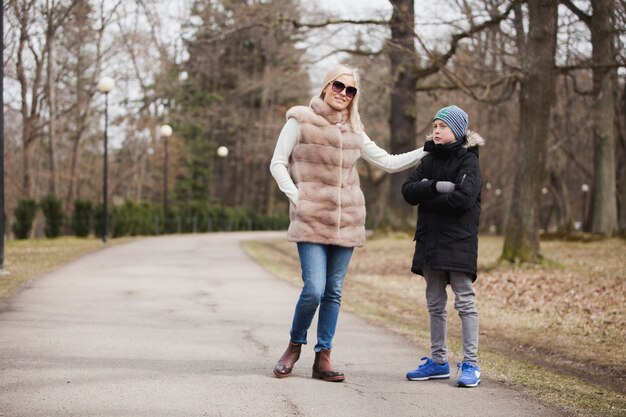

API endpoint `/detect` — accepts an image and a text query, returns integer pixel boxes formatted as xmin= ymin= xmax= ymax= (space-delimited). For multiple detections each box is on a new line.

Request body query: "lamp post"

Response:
xmin=541 ymin=187 xmax=550 ymax=232
xmin=581 ymin=183 xmax=589 ymax=230
xmin=216 ymin=146 xmax=229 ymax=228
xmin=98 ymin=77 xmax=115 ymax=243
xmin=0 ymin=1 xmax=8 ymax=275
xmin=494 ymin=188 xmax=502 ymax=235
xmin=160 ymin=124 xmax=173 ymax=234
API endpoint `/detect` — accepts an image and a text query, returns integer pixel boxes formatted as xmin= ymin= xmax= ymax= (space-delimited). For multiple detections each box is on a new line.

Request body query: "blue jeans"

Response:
xmin=290 ymin=242 xmax=354 ymax=352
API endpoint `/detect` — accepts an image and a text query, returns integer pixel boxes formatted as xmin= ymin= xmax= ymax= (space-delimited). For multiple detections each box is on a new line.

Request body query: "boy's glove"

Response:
xmin=435 ymin=181 xmax=455 ymax=193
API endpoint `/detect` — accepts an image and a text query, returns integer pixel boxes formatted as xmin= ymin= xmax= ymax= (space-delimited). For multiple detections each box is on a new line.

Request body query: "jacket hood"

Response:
xmin=425 ymin=130 xmax=486 ymax=148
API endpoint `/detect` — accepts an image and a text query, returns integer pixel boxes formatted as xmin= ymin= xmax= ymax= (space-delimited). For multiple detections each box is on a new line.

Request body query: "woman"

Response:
xmin=269 ymin=64 xmax=426 ymax=382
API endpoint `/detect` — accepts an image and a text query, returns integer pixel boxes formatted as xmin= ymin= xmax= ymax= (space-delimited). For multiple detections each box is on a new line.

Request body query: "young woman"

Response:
xmin=269 ymin=64 xmax=426 ymax=382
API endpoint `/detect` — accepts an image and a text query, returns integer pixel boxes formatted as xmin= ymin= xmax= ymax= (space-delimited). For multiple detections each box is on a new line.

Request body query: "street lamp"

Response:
xmin=581 ymin=183 xmax=589 ymax=230
xmin=160 ymin=124 xmax=173 ymax=234
xmin=217 ymin=146 xmax=229 ymax=158
xmin=0 ymin=2 xmax=8 ymax=275
xmin=494 ymin=188 xmax=502 ymax=235
xmin=217 ymin=146 xmax=229 ymax=228
xmin=98 ymin=76 xmax=115 ymax=243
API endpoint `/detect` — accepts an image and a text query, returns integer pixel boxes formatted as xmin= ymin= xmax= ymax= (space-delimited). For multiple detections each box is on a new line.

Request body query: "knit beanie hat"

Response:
xmin=433 ymin=105 xmax=468 ymax=140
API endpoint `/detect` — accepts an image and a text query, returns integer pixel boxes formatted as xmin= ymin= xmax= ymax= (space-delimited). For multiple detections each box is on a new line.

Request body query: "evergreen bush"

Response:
xmin=93 ymin=203 xmax=104 ymax=238
xmin=40 ymin=194 xmax=64 ymax=238
xmin=72 ymin=199 xmax=93 ymax=237
xmin=91 ymin=199 xmax=288 ymax=238
xmin=12 ymin=199 xmax=38 ymax=239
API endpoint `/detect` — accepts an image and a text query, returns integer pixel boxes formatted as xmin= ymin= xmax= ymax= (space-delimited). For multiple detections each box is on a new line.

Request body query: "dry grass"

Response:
xmin=243 ymin=234 xmax=626 ymax=417
xmin=0 ymin=237 xmax=136 ymax=301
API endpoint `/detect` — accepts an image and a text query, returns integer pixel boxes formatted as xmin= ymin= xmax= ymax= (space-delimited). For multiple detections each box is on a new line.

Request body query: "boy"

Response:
xmin=402 ymin=105 xmax=484 ymax=387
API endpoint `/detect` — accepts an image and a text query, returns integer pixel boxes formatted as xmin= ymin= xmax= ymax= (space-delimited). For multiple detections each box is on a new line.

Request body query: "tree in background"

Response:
xmin=3 ymin=0 xmax=624 ymax=242
xmin=562 ymin=0 xmax=619 ymax=235
xmin=617 ymin=83 xmax=626 ymax=236
xmin=502 ymin=0 xmax=558 ymax=262
xmin=386 ymin=0 xmax=417 ymax=224
xmin=61 ymin=0 xmax=121 ymax=215
xmin=171 ymin=0 xmax=310 ymax=215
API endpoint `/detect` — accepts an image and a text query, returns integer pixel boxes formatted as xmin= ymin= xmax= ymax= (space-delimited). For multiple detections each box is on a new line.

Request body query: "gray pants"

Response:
xmin=424 ymin=264 xmax=478 ymax=365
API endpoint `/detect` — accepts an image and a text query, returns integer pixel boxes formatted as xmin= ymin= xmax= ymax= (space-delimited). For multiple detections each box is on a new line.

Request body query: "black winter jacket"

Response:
xmin=402 ymin=131 xmax=485 ymax=280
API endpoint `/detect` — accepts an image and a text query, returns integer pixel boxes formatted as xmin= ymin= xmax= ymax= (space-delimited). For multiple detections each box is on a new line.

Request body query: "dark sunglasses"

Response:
xmin=331 ymin=80 xmax=357 ymax=99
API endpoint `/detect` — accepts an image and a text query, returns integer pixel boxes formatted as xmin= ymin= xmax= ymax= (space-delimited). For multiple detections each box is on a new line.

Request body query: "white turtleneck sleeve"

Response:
xmin=269 ymin=118 xmax=300 ymax=206
xmin=269 ymin=119 xmax=427 ymax=206
xmin=360 ymin=131 xmax=426 ymax=172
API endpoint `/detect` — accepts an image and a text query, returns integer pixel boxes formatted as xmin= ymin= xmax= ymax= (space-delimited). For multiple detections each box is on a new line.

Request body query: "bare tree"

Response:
xmin=386 ymin=0 xmax=417 ymax=222
xmin=11 ymin=0 xmax=45 ymax=197
xmin=561 ymin=0 xmax=619 ymax=235
xmin=616 ymin=5 xmax=626 ymax=235
xmin=62 ymin=0 xmax=121 ymax=214
xmin=501 ymin=0 xmax=558 ymax=262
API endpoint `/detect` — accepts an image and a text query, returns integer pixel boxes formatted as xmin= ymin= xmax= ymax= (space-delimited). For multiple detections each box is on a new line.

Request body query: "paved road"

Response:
xmin=0 ymin=232 xmax=564 ymax=417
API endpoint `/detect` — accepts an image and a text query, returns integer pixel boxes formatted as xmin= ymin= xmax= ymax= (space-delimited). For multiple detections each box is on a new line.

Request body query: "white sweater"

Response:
xmin=270 ymin=118 xmax=426 ymax=206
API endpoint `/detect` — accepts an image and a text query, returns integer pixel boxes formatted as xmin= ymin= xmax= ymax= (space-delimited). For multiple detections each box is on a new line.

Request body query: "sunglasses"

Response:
xmin=331 ymin=80 xmax=357 ymax=99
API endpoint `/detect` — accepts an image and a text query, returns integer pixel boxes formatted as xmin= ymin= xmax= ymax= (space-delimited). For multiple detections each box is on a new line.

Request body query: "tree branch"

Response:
xmin=282 ymin=17 xmax=388 ymax=28
xmin=560 ymin=0 xmax=592 ymax=26
xmin=557 ymin=62 xmax=626 ymax=72
xmin=412 ymin=1 xmax=518 ymax=80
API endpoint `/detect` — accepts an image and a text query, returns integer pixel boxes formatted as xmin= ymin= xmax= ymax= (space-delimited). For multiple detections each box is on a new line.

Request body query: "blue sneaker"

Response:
xmin=457 ymin=362 xmax=481 ymax=387
xmin=406 ymin=357 xmax=450 ymax=381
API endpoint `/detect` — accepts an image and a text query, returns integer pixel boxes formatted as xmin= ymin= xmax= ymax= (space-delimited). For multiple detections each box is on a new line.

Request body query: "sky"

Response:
xmin=299 ymin=0 xmax=393 ymax=83
xmin=315 ymin=0 xmax=391 ymax=16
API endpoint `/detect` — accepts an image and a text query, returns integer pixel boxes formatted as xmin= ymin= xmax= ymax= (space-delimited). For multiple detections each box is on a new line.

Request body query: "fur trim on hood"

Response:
xmin=425 ymin=130 xmax=486 ymax=148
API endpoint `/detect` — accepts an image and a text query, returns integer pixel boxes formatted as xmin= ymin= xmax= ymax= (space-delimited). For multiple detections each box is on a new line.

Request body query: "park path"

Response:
xmin=0 ymin=232 xmax=565 ymax=417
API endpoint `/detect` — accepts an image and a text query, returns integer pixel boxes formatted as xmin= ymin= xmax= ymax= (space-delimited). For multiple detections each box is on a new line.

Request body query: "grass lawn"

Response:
xmin=0 ymin=237 xmax=137 ymax=301
xmin=243 ymin=234 xmax=626 ymax=417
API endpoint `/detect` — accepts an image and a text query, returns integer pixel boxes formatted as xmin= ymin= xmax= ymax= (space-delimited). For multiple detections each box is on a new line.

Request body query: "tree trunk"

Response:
xmin=618 ymin=81 xmax=626 ymax=234
xmin=501 ymin=0 xmax=557 ymax=262
xmin=46 ymin=31 xmax=58 ymax=196
xmin=549 ymin=170 xmax=573 ymax=232
xmin=588 ymin=0 xmax=618 ymax=235
xmin=65 ymin=132 xmax=81 ymax=213
xmin=15 ymin=1 xmax=38 ymax=197
xmin=387 ymin=0 xmax=417 ymax=227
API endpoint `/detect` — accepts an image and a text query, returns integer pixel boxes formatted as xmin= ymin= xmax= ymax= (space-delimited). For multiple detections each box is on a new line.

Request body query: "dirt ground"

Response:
xmin=244 ymin=234 xmax=626 ymax=416
xmin=345 ymin=235 xmax=626 ymax=392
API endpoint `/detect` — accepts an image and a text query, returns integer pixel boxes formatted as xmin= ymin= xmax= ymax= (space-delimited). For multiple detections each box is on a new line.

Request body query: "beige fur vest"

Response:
xmin=286 ymin=97 xmax=366 ymax=247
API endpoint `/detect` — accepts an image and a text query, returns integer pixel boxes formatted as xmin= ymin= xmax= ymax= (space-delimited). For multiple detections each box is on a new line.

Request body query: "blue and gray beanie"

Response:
xmin=433 ymin=105 xmax=468 ymax=140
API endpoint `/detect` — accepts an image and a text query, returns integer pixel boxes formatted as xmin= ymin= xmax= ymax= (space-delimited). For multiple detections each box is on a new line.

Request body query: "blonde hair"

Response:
xmin=318 ymin=64 xmax=364 ymax=133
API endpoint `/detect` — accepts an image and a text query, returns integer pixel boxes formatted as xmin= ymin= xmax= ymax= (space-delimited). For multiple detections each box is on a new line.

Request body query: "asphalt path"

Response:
xmin=0 ymin=232 xmax=565 ymax=417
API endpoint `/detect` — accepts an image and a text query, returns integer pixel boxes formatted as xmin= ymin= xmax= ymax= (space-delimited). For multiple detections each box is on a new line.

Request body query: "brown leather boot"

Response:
xmin=312 ymin=349 xmax=345 ymax=382
xmin=273 ymin=341 xmax=302 ymax=378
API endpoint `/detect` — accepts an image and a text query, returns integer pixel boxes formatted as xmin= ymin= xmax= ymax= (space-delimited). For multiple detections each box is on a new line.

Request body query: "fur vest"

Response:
xmin=285 ymin=97 xmax=366 ymax=247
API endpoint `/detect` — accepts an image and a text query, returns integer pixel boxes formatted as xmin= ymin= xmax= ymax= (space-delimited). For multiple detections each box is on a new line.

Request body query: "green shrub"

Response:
xmin=251 ymin=213 xmax=290 ymax=230
xmin=12 ymin=199 xmax=38 ymax=239
xmin=40 ymin=194 xmax=64 ymax=238
xmin=72 ymin=199 xmax=93 ymax=237
xmin=110 ymin=200 xmax=155 ymax=237
xmin=93 ymin=203 xmax=104 ymax=238
xmin=92 ymin=199 xmax=288 ymax=238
